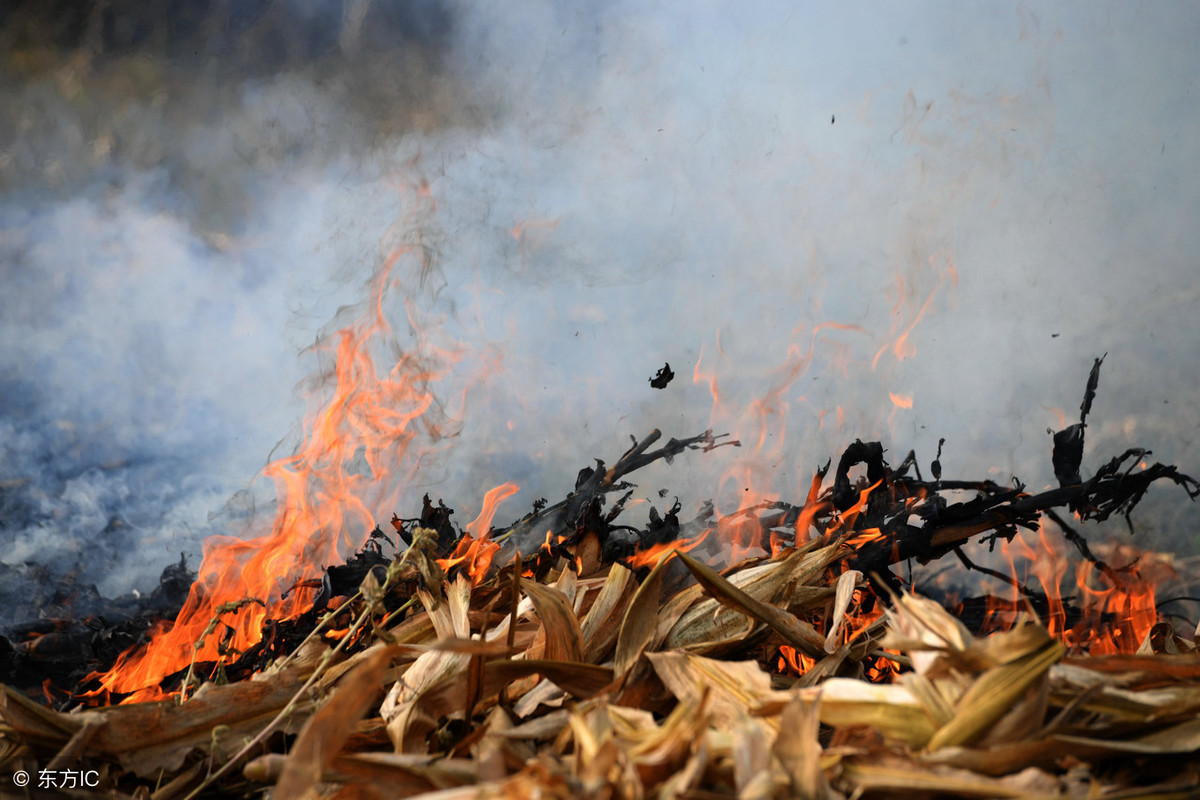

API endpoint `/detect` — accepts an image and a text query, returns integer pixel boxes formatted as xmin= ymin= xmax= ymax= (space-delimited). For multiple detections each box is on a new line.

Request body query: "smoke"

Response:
xmin=425 ymin=2 xmax=1200 ymax=548
xmin=0 ymin=0 xmax=468 ymax=601
xmin=2 ymin=1 xmax=1198 ymax=611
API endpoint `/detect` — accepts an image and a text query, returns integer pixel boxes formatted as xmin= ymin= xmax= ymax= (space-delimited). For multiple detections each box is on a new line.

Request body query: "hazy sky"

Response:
xmin=1 ymin=1 xmax=1197 ymax=598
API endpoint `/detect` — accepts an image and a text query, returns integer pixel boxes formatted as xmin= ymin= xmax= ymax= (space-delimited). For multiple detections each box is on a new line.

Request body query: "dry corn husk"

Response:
xmin=6 ymin=547 xmax=1200 ymax=800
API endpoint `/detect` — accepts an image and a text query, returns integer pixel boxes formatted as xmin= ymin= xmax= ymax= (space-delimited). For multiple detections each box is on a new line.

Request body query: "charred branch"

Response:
xmin=493 ymin=429 xmax=737 ymax=554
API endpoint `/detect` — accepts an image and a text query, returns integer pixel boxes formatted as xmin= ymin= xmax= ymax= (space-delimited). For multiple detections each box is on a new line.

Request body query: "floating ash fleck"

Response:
xmin=649 ymin=363 xmax=675 ymax=390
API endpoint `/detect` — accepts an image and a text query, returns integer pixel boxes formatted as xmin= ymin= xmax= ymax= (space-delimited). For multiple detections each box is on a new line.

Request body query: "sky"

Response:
xmin=1 ymin=1 xmax=1197 ymax=602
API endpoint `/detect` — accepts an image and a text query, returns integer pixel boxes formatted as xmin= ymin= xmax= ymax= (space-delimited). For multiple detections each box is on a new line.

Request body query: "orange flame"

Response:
xmin=977 ymin=525 xmax=1166 ymax=655
xmin=437 ymin=482 xmax=519 ymax=583
xmin=776 ymin=645 xmax=816 ymax=675
xmin=96 ymin=227 xmax=464 ymax=701
xmin=625 ymin=528 xmax=713 ymax=571
xmin=872 ymin=250 xmax=957 ymax=370
xmin=693 ymin=325 xmax=861 ymax=564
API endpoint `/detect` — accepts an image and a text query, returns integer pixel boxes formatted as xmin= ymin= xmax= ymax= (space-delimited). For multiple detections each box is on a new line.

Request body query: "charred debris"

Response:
xmin=3 ymin=357 xmax=1198 ymax=707
xmin=2 ymin=358 xmax=1200 ymax=798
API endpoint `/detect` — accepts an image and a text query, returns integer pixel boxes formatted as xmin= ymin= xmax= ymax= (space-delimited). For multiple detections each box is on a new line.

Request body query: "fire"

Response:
xmin=626 ymin=527 xmax=713 ymax=571
xmin=83 ymin=206 xmax=1172 ymax=709
xmin=871 ymin=250 xmax=957 ymax=369
xmin=844 ymin=527 xmax=884 ymax=549
xmin=96 ymin=228 xmax=465 ymax=701
xmin=830 ymin=481 xmax=882 ymax=535
xmin=436 ymin=482 xmax=519 ymax=583
xmin=693 ymin=325 xmax=859 ymax=564
xmin=776 ymin=645 xmax=816 ymax=675
xmin=936 ymin=522 xmax=1169 ymax=657
xmin=773 ymin=586 xmax=898 ymax=681
xmin=1000 ymin=527 xmax=1165 ymax=655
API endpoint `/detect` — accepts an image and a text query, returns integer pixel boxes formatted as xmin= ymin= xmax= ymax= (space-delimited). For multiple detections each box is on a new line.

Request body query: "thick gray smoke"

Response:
xmin=2 ymin=1 xmax=1197 ymax=612
xmin=0 ymin=0 xmax=468 ymax=603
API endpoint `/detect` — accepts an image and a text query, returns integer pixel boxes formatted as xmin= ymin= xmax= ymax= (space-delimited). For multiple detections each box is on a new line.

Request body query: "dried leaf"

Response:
xmin=982 ymin=667 xmax=1050 ymax=747
xmin=950 ymin=621 xmax=1058 ymax=675
xmin=731 ymin=715 xmax=772 ymax=796
xmin=615 ymin=551 xmax=673 ymax=677
xmin=29 ymin=668 xmax=312 ymax=777
xmin=511 ymin=678 xmax=566 ymax=719
xmin=409 ymin=659 xmax=614 ymax=730
xmin=275 ymin=646 xmax=398 ymax=800
xmin=842 ymin=759 xmax=1059 ymax=798
xmin=1056 ymin=716 xmax=1200 ymax=755
xmin=554 ymin=562 xmax=580 ymax=605
xmin=579 ymin=563 xmax=634 ymax=662
xmin=675 ymin=551 xmax=827 ymax=658
xmin=655 ymin=714 xmax=709 ymax=800
xmin=405 ymin=526 xmax=447 ymax=602
xmin=927 ymin=634 xmax=1065 ymax=751
xmin=646 ymin=651 xmax=772 ymax=729
xmin=920 ymin=737 xmax=1066 ymax=776
xmin=1137 ymin=621 xmax=1191 ymax=655
xmin=774 ymin=693 xmax=835 ymax=800
xmin=663 ymin=600 xmax=757 ymax=653
xmin=925 ymin=717 xmax=1200 ymax=779
xmin=664 ymin=550 xmax=826 ymax=653
xmin=824 ymin=570 xmax=862 ymax=654
xmin=522 ymin=581 xmax=584 ymax=663
xmin=573 ymin=530 xmax=605 ymax=577
xmin=331 ymin=751 xmax=476 ymax=793
xmin=900 ymin=673 xmax=955 ymax=728
xmin=1045 ymin=675 xmax=1200 ymax=722
xmin=0 ymin=684 xmax=93 ymax=747
xmin=1059 ymin=651 xmax=1200 ymax=685
xmin=569 ymin=700 xmax=636 ymax=793
xmin=383 ymin=577 xmax=473 ymax=752
xmin=492 ymin=709 xmax=571 ymax=741
xmin=812 ymin=678 xmax=936 ymax=748
xmin=476 ymin=705 xmax=513 ymax=782
xmin=883 ymin=592 xmax=973 ymax=676
xmin=628 ymin=692 xmax=709 ymax=788
xmin=487 ymin=659 xmax=616 ymax=698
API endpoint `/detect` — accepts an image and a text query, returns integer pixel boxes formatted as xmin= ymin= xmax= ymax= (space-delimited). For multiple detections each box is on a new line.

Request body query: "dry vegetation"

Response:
xmin=4 ymin=522 xmax=1200 ymax=799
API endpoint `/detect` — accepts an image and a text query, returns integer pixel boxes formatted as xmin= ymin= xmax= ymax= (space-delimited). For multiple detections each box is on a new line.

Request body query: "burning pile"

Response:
xmin=2 ymin=237 xmax=1198 ymax=797
xmin=3 ymin=368 xmax=1200 ymax=796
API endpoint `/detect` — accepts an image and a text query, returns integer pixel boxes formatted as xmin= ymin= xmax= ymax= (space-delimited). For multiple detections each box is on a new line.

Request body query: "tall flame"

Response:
xmin=97 ymin=214 xmax=464 ymax=701
xmin=994 ymin=525 xmax=1166 ymax=655
xmin=694 ymin=323 xmax=864 ymax=563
